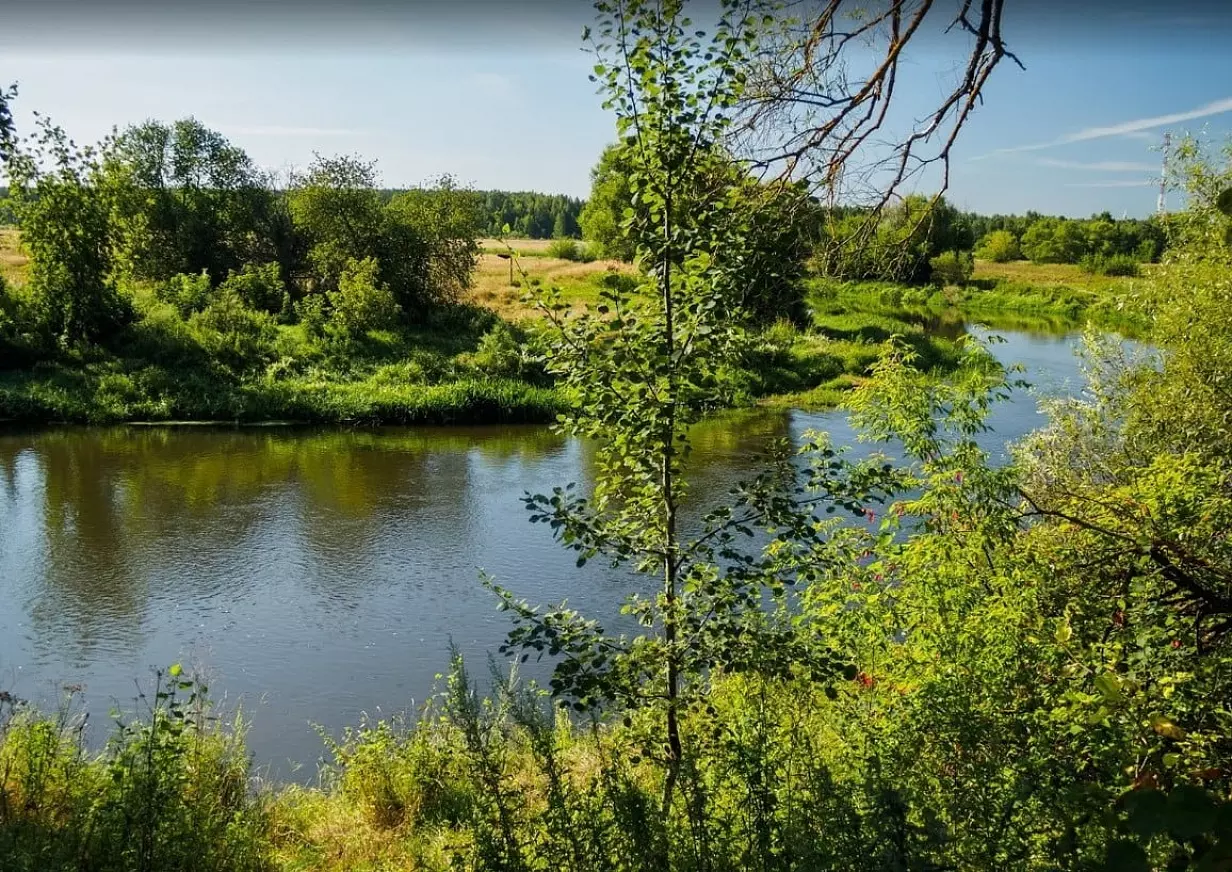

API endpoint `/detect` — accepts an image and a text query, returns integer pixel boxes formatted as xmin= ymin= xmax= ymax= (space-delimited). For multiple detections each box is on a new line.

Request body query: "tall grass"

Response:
xmin=1 ymin=659 xmax=952 ymax=872
xmin=10 ymin=654 xmax=1155 ymax=872
xmin=0 ymin=367 xmax=567 ymax=425
xmin=0 ymin=671 xmax=269 ymax=872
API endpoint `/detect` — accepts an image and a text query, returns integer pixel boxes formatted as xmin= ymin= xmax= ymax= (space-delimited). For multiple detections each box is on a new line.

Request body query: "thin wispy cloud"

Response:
xmin=972 ymin=96 xmax=1232 ymax=160
xmin=225 ymin=125 xmax=363 ymax=137
xmin=1064 ymin=180 xmax=1155 ymax=188
xmin=1121 ymin=131 xmax=1159 ymax=142
xmin=1063 ymin=96 xmax=1232 ymax=142
xmin=1037 ymin=158 xmax=1158 ymax=172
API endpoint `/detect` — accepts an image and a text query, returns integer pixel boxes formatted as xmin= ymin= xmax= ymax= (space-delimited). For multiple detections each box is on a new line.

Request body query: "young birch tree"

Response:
xmin=488 ymin=0 xmax=903 ymax=830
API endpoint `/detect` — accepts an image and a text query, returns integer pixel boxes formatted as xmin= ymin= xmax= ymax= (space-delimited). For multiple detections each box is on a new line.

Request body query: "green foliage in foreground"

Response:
xmin=0 ymin=670 xmax=269 ymax=872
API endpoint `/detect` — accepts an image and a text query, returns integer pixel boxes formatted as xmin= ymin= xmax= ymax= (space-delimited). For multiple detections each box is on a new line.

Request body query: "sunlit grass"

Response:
xmin=467 ymin=252 xmax=635 ymax=320
xmin=972 ymin=257 xmax=1153 ymax=292
xmin=0 ymin=227 xmax=29 ymax=287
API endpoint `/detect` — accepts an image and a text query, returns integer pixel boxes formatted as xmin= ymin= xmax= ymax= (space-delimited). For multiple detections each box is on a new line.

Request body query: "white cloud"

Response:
xmin=1037 ymin=158 xmax=1158 ymax=172
xmin=972 ymin=96 xmax=1232 ymax=160
xmin=1062 ymin=96 xmax=1232 ymax=143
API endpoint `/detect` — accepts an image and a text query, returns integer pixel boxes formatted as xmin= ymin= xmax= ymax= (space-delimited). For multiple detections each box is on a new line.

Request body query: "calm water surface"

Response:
xmin=0 ymin=326 xmax=1133 ymax=775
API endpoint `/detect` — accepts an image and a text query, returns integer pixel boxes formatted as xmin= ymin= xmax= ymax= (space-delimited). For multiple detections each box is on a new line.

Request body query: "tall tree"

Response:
xmin=491 ymin=3 xmax=903 ymax=848
xmin=578 ymin=143 xmax=637 ymax=261
xmin=4 ymin=112 xmax=129 ymax=344
xmin=103 ymin=119 xmax=276 ymax=284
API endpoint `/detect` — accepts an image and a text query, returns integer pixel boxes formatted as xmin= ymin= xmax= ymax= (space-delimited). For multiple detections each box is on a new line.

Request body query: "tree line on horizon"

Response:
xmin=1 ymin=152 xmax=1169 ymax=272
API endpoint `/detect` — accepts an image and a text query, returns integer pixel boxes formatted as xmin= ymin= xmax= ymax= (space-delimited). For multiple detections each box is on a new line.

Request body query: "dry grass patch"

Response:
xmin=267 ymin=786 xmax=459 ymax=871
xmin=972 ymin=258 xmax=1152 ymax=291
xmin=467 ymin=252 xmax=636 ymax=320
xmin=0 ymin=227 xmax=29 ymax=287
xmin=479 ymin=237 xmax=555 ymax=257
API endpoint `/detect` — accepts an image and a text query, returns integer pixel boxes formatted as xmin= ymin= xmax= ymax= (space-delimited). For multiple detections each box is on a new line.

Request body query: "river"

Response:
xmin=0 ymin=325 xmax=1133 ymax=777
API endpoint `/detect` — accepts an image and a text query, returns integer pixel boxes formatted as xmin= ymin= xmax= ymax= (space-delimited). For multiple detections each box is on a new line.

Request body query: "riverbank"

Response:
xmin=0 ymin=317 xmax=941 ymax=425
xmin=1 ymin=233 xmax=1137 ymax=426
xmin=0 ymin=323 xmax=1172 ymax=872
xmin=0 ymin=254 xmax=946 ymax=425
xmin=807 ymin=261 xmax=1148 ymax=338
xmin=0 ymin=665 xmax=851 ymax=872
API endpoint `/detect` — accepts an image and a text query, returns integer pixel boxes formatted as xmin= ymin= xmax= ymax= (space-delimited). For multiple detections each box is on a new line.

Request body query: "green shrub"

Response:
xmin=544 ymin=238 xmax=581 ymax=260
xmin=542 ymin=238 xmax=596 ymax=263
xmin=188 ymin=287 xmax=278 ymax=374
xmin=0 ymin=669 xmax=268 ymax=872
xmin=0 ymin=278 xmax=48 ymax=368
xmin=1081 ymin=253 xmax=1141 ymax=277
xmin=326 ymin=256 xmax=401 ymax=339
xmin=425 ymin=301 xmax=500 ymax=337
xmin=461 ymin=321 xmax=533 ymax=380
xmin=928 ymin=250 xmax=974 ymax=286
xmin=321 ymin=714 xmax=473 ymax=831
xmin=974 ymin=229 xmax=1021 ymax=262
xmin=158 ymin=270 xmax=214 ymax=318
xmin=294 ymin=293 xmax=328 ymax=339
xmin=368 ymin=360 xmax=429 ymax=387
xmin=217 ymin=261 xmax=284 ymax=313
xmin=899 ymin=286 xmax=937 ymax=307
xmin=759 ymin=317 xmax=803 ymax=352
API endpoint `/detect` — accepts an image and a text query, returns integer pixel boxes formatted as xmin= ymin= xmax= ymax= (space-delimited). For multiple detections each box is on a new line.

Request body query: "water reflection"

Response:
xmin=0 ymin=419 xmax=805 ymax=772
xmin=0 ymin=326 xmax=1129 ymax=774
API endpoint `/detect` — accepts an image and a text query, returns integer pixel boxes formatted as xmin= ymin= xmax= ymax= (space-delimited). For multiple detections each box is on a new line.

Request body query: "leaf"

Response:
xmin=1164 ymin=784 xmax=1218 ymax=840
xmin=1149 ymin=713 xmax=1187 ymax=740
xmin=168 ymin=663 xmax=183 ymax=678
xmin=1124 ymin=788 xmax=1168 ymax=839
xmin=1094 ymin=673 xmax=1125 ymax=704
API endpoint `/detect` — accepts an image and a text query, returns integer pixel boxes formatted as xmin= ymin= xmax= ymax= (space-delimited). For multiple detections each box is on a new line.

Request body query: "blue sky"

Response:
xmin=3 ymin=1 xmax=1230 ymax=218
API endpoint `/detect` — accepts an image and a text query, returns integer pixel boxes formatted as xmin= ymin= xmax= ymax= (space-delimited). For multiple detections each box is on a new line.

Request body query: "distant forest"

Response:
xmin=3 ymin=185 xmax=1164 ymax=264
xmin=376 ymin=190 xmax=585 ymax=239
xmin=1 ymin=187 xmax=585 ymax=240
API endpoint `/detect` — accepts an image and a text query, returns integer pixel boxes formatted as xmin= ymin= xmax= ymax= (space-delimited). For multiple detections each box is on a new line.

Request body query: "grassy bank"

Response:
xmin=0 ymin=658 xmax=1063 ymax=872
xmin=2 ymin=665 xmax=830 ymax=872
xmin=806 ymin=259 xmax=1148 ymax=337
xmin=0 ymin=296 xmax=567 ymax=426
xmin=4 ymin=234 xmax=1132 ymax=427
xmin=1 ymin=234 xmax=976 ymax=424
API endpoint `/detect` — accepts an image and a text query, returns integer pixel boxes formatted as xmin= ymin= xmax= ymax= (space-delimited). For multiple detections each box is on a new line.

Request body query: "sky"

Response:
xmin=3 ymin=0 xmax=1231 ymax=218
